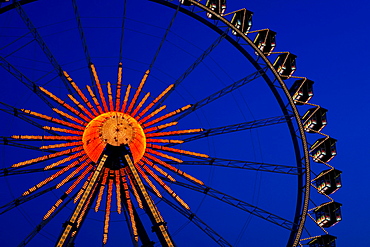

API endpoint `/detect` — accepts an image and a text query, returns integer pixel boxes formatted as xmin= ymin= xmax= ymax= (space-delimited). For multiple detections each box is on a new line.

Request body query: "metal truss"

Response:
xmin=147 ymin=187 xmax=232 ymax=247
xmin=1 ymin=181 xmax=61 ymax=215
xmin=0 ymin=102 xmax=58 ymax=135
xmin=0 ymin=136 xmax=56 ymax=154
xmin=167 ymin=157 xmax=303 ymax=175
xmin=0 ymin=56 xmax=55 ymax=109
xmin=173 ymin=68 xmax=267 ymax=122
xmin=155 ymin=32 xmax=227 ymax=108
xmin=13 ymin=1 xmax=73 ymax=94
xmin=167 ymin=179 xmax=296 ymax=230
xmin=17 ymin=191 xmax=77 ymax=247
xmin=169 ymin=115 xmax=290 ymax=145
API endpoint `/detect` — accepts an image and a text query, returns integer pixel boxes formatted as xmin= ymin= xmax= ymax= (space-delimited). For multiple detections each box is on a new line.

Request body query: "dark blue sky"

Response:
xmin=0 ymin=0 xmax=367 ymax=246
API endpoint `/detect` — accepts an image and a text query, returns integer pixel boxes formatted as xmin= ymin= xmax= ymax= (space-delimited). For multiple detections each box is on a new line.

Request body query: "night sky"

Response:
xmin=0 ymin=0 xmax=367 ymax=246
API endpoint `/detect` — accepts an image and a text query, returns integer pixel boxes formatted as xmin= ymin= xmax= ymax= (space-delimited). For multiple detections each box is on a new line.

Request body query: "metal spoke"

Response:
xmin=13 ymin=1 xmax=73 ymax=94
xmin=0 ymin=56 xmax=56 ymax=110
xmin=148 ymin=2 xmax=180 ymax=70
xmin=173 ymin=68 xmax=267 ymax=122
xmin=0 ymin=103 xmax=58 ymax=135
xmin=0 ymin=102 xmax=58 ymax=135
xmin=118 ymin=0 xmax=127 ymax=63
xmin=17 ymin=191 xmax=78 ymax=247
xmin=146 ymin=187 xmax=232 ymax=247
xmin=167 ymin=115 xmax=290 ymax=146
xmin=154 ymin=32 xmax=227 ymax=108
xmin=167 ymin=157 xmax=303 ymax=175
xmin=165 ymin=178 xmax=296 ymax=231
xmin=0 ymin=136 xmax=56 ymax=154
xmin=0 ymin=165 xmax=65 ymax=177
xmin=0 ymin=176 xmax=76 ymax=215
xmin=71 ymin=0 xmax=96 ymax=87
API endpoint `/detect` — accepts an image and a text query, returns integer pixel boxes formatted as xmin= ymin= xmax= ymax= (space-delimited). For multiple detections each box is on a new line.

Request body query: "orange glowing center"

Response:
xmin=82 ymin=112 xmax=146 ymax=163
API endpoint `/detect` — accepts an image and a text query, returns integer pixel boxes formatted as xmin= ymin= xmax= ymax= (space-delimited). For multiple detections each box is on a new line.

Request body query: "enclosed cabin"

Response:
xmin=206 ymin=0 xmax=226 ymax=19
xmin=302 ymin=107 xmax=328 ymax=133
xmin=273 ymin=53 xmax=296 ymax=79
xmin=314 ymin=202 xmax=342 ymax=228
xmin=308 ymin=235 xmax=337 ymax=247
xmin=315 ymin=169 xmax=342 ymax=195
xmin=179 ymin=0 xmax=192 ymax=6
xmin=253 ymin=29 xmax=276 ymax=56
xmin=311 ymin=137 xmax=337 ymax=163
xmin=230 ymin=9 xmax=253 ymax=36
xmin=289 ymin=78 xmax=314 ymax=105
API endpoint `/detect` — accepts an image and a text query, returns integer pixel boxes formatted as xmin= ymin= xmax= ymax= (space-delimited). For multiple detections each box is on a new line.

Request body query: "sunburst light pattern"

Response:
xmin=10 ymin=63 xmax=208 ymax=245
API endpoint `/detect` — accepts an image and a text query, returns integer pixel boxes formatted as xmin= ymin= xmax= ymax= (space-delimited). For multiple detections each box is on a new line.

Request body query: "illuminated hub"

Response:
xmin=82 ymin=112 xmax=146 ymax=163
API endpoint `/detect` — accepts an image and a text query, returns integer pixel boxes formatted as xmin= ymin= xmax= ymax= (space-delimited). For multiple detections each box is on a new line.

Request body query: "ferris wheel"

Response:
xmin=0 ymin=0 xmax=342 ymax=246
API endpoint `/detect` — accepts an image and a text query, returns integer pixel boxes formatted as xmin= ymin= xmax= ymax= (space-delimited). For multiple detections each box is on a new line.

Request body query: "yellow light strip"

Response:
xmin=146 ymin=128 xmax=203 ymax=138
xmin=148 ymin=144 xmax=209 ymax=158
xmin=44 ymin=149 xmax=85 ymax=170
xmin=141 ymin=164 xmax=189 ymax=210
xmin=11 ymin=146 xmax=82 ymax=168
xmin=121 ymin=169 xmax=139 ymax=242
xmin=141 ymin=157 xmax=175 ymax=182
xmin=144 ymin=153 xmax=203 ymax=185
xmin=121 ymin=84 xmax=131 ymax=112
xmin=107 ymin=81 xmax=114 ymax=111
xmin=136 ymin=164 xmax=162 ymax=198
xmin=90 ymin=64 xmax=108 ymax=112
xmin=76 ymin=179 xmax=98 ymax=228
xmin=131 ymin=92 xmax=150 ymax=117
xmin=114 ymin=170 xmax=122 ymax=214
xmin=64 ymin=70 xmax=99 ymax=116
xmin=146 ymin=148 xmax=183 ymax=163
xmin=52 ymin=108 xmax=86 ymax=126
xmin=43 ymin=199 xmax=63 ymax=220
xmin=40 ymin=141 xmax=83 ymax=150
xmin=143 ymin=105 xmax=191 ymax=127
xmin=86 ymin=85 xmax=103 ymax=114
xmin=68 ymin=94 xmax=95 ymax=119
xmin=139 ymin=105 xmax=166 ymax=124
xmin=124 ymin=154 xmax=173 ymax=246
xmin=95 ymin=168 xmax=109 ymax=212
xmin=115 ymin=63 xmax=123 ymax=111
xmin=124 ymin=169 xmax=143 ymax=209
xmin=21 ymin=109 xmax=85 ymax=130
xmin=57 ymin=160 xmax=90 ymax=189
xmin=12 ymin=135 xmax=82 ymax=141
xmin=57 ymin=155 xmax=107 ymax=247
xmin=136 ymin=84 xmax=174 ymax=120
xmin=146 ymin=139 xmax=183 ymax=144
xmin=23 ymin=155 xmax=83 ymax=196
xmin=74 ymin=173 xmax=93 ymax=203
xmin=144 ymin=122 xmax=178 ymax=133
xmin=44 ymin=160 xmax=91 ymax=220
xmin=103 ymin=174 xmax=114 ymax=244
xmin=42 ymin=126 xmax=84 ymax=135
xmin=39 ymin=86 xmax=90 ymax=122
xmin=127 ymin=70 xmax=150 ymax=114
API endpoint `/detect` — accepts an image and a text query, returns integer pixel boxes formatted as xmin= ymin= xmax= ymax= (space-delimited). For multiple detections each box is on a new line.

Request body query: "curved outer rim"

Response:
xmin=150 ymin=1 xmax=311 ymax=246
xmin=1 ymin=0 xmax=311 ymax=246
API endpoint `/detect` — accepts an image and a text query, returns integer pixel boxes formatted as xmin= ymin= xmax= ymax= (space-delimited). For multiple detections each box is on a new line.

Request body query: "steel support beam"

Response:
xmin=173 ymin=68 xmax=267 ymax=122
xmin=166 ymin=179 xmax=296 ymax=230
xmin=167 ymin=157 xmax=303 ymax=175
xmin=13 ymin=2 xmax=73 ymax=94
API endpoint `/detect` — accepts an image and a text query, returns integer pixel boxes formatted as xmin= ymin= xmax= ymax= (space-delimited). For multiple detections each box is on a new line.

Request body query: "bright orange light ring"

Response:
xmin=82 ymin=112 xmax=146 ymax=163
